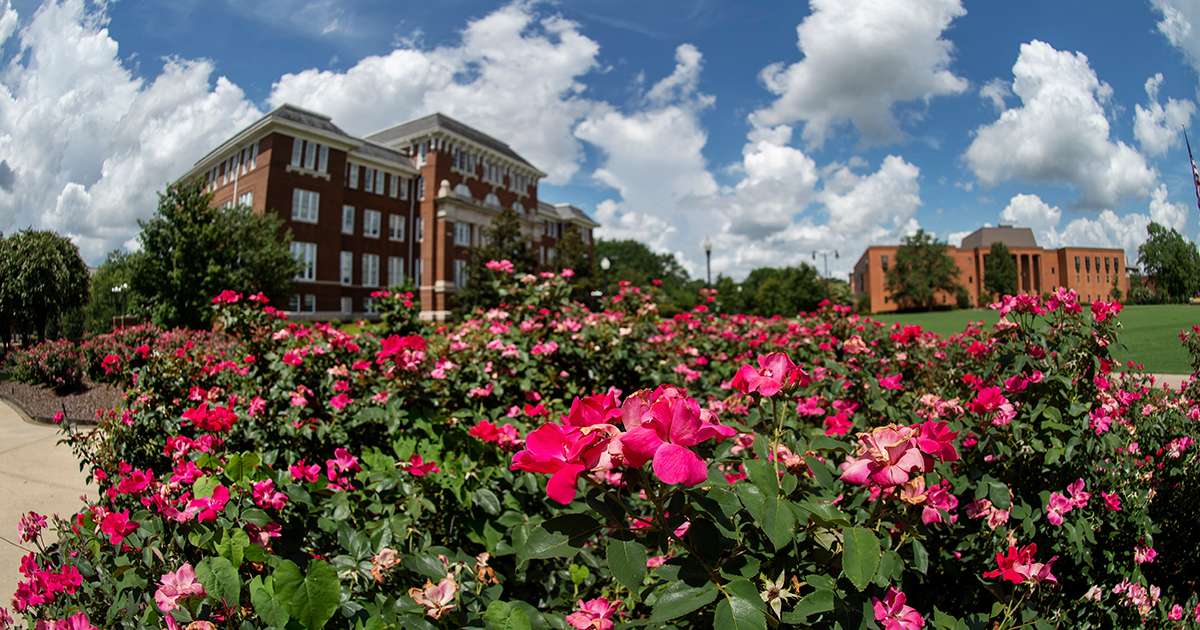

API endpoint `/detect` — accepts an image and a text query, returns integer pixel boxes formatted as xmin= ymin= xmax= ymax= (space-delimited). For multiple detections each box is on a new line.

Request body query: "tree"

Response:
xmin=553 ymin=225 xmax=598 ymax=305
xmin=84 ymin=250 xmax=139 ymax=334
xmin=130 ymin=180 xmax=300 ymax=329
xmin=885 ymin=229 xmax=960 ymax=311
xmin=0 ymin=230 xmax=90 ymax=343
xmin=738 ymin=265 xmax=825 ymax=316
xmin=454 ymin=208 xmax=538 ymax=317
xmin=983 ymin=241 xmax=1018 ymax=298
xmin=1137 ymin=222 xmax=1200 ymax=302
xmin=593 ymin=239 xmax=693 ymax=309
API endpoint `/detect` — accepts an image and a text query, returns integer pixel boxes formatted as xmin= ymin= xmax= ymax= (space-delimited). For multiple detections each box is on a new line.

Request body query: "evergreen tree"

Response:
xmin=983 ymin=241 xmax=1018 ymax=298
xmin=885 ymin=229 xmax=960 ymax=311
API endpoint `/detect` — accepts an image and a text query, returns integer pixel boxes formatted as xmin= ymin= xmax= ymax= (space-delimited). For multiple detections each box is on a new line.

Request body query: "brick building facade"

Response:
xmin=179 ymin=105 xmax=598 ymax=321
xmin=851 ymin=226 xmax=1131 ymax=313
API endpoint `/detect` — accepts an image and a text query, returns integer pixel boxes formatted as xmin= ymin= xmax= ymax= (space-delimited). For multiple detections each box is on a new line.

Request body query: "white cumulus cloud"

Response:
xmin=749 ymin=0 xmax=968 ymax=148
xmin=964 ymin=40 xmax=1157 ymax=210
xmin=1000 ymin=193 xmax=1061 ymax=232
xmin=1133 ymin=73 xmax=1195 ymax=156
xmin=0 ymin=0 xmax=260 ymax=262
xmin=269 ymin=3 xmax=601 ymax=185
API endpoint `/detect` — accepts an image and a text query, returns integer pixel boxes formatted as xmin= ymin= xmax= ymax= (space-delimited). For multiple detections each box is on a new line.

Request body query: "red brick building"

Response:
xmin=179 ymin=105 xmax=598 ymax=321
xmin=851 ymin=226 xmax=1131 ymax=313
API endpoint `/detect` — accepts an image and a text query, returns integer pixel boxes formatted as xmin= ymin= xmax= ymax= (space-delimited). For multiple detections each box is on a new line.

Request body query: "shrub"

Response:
xmin=4 ymin=338 xmax=84 ymax=393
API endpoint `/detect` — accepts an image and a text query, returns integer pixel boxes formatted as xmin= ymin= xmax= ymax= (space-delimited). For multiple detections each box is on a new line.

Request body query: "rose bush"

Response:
xmin=5 ymin=270 xmax=1200 ymax=630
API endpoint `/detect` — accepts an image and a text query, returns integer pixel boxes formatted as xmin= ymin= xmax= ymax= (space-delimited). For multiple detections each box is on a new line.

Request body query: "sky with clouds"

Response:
xmin=2 ymin=0 xmax=1200 ymax=282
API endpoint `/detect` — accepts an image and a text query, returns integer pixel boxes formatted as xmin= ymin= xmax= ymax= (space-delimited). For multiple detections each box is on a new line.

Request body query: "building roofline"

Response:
xmin=365 ymin=112 xmax=548 ymax=178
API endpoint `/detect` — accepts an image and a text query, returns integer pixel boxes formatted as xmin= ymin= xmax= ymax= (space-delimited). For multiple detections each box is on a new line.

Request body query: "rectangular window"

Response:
xmin=340 ymin=297 xmax=352 ymax=314
xmin=318 ymin=145 xmax=328 ymax=173
xmin=291 ymin=189 xmax=319 ymax=223
xmin=363 ymin=210 xmax=381 ymax=238
xmin=362 ymin=253 xmax=379 ymax=287
xmin=237 ymin=191 xmax=253 ymax=207
xmin=304 ymin=294 xmax=316 ymax=313
xmin=540 ymin=246 xmax=545 ymax=264
xmin=1075 ymin=256 xmax=1080 ymax=271
xmin=342 ymin=206 xmax=355 ymax=234
xmin=548 ymin=247 xmax=556 ymax=262
xmin=454 ymin=222 xmax=471 ymax=246
xmin=340 ymin=251 xmax=353 ymax=285
xmin=363 ymin=297 xmax=379 ymax=314
xmin=389 ymin=174 xmax=399 ymax=198
xmin=364 ymin=168 xmax=375 ymax=193
xmin=1086 ymin=257 xmax=1091 ymax=272
xmin=454 ymin=259 xmax=467 ymax=287
xmin=881 ymin=254 xmax=889 ymax=271
xmin=291 ymin=242 xmax=316 ymax=281
xmin=389 ymin=215 xmax=405 ymax=241
xmin=389 ymin=256 xmax=404 ymax=286
xmin=304 ymin=141 xmax=317 ymax=170
xmin=348 ymin=164 xmax=358 ymax=189
xmin=374 ymin=170 xmax=385 ymax=194
xmin=291 ymin=137 xmax=303 ymax=166
xmin=250 ymin=141 xmax=259 ymax=169
xmin=416 ymin=217 xmax=424 ymax=242
xmin=289 ymin=295 xmax=301 ymax=312
xmin=1105 ymin=257 xmax=1111 ymax=272
xmin=1094 ymin=256 xmax=1100 ymax=273
xmin=415 ymin=258 xmax=423 ymax=285
xmin=416 ymin=177 xmax=425 ymax=201
xmin=399 ymin=177 xmax=409 ymax=200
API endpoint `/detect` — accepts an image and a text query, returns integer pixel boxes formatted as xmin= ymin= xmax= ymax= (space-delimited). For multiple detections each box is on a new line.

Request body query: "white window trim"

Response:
xmin=340 ymin=251 xmax=353 ymax=286
xmin=342 ymin=206 xmax=355 ymax=235
xmin=291 ymin=189 xmax=320 ymax=224
xmin=363 ymin=209 xmax=381 ymax=239
xmin=389 ymin=215 xmax=405 ymax=241
xmin=362 ymin=253 xmax=380 ymax=287
xmin=291 ymin=242 xmax=317 ymax=281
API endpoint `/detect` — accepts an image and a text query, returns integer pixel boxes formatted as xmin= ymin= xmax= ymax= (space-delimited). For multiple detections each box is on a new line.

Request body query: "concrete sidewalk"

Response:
xmin=0 ymin=399 xmax=94 ymax=609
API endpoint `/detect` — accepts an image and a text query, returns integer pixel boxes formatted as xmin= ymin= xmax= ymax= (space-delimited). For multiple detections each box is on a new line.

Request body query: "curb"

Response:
xmin=0 ymin=390 xmax=101 ymax=428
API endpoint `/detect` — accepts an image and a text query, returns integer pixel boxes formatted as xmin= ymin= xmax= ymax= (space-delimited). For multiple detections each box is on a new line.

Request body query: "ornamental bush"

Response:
xmin=6 ymin=274 xmax=1200 ymax=630
xmin=4 ymin=338 xmax=85 ymax=393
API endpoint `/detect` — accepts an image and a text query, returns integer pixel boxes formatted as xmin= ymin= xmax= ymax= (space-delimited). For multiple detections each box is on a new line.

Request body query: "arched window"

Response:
xmin=454 ymin=183 xmax=473 ymax=199
xmin=484 ymin=193 xmax=500 ymax=207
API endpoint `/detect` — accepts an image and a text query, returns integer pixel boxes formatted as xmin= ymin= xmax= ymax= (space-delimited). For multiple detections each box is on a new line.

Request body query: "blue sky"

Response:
xmin=2 ymin=0 xmax=1200 ymax=281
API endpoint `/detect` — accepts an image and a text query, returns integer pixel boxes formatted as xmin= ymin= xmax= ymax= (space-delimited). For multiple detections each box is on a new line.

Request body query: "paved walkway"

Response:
xmin=0 ymin=399 xmax=94 ymax=609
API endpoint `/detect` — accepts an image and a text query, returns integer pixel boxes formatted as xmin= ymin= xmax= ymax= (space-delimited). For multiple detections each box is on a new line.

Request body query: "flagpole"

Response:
xmin=1184 ymin=125 xmax=1200 ymax=213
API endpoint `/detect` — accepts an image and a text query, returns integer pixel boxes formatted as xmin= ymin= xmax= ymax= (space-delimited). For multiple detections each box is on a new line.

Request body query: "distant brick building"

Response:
xmin=179 ymin=105 xmax=598 ymax=321
xmin=851 ymin=226 xmax=1130 ymax=313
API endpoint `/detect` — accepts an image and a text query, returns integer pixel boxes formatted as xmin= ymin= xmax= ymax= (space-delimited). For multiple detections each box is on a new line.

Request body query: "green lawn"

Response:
xmin=870 ymin=305 xmax=1199 ymax=374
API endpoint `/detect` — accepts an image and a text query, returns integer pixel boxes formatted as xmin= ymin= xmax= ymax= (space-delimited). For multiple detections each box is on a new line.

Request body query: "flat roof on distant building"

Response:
xmin=959 ymin=225 xmax=1039 ymax=250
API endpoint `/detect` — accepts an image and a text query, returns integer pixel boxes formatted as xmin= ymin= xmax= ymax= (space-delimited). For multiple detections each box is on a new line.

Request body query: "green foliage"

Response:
xmin=594 ymin=238 xmax=700 ymax=311
xmin=84 ymin=250 xmax=140 ymax=335
xmin=0 ymin=229 xmax=90 ymax=342
xmin=4 ymin=338 xmax=85 ymax=392
xmin=130 ymin=180 xmax=300 ymax=329
xmin=373 ymin=278 xmax=428 ymax=337
xmin=885 ymin=229 xmax=960 ymax=311
xmin=734 ymin=265 xmax=826 ymax=316
xmin=1137 ymin=221 xmax=1200 ymax=302
xmin=983 ymin=241 xmax=1018 ymax=298
xmin=455 ymin=208 xmax=538 ymax=318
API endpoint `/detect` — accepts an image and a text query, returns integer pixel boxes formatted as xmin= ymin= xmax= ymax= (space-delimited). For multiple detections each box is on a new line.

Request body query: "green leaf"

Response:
xmin=241 ymin=508 xmax=273 ymax=527
xmin=714 ymin=595 xmax=767 ymax=630
xmin=910 ymin=539 xmax=929 ymax=575
xmin=734 ymin=483 xmax=766 ymax=523
xmin=273 ymin=559 xmax=341 ymax=630
xmin=808 ymin=435 xmax=853 ymax=453
xmin=743 ymin=459 xmax=779 ymax=498
xmin=606 ymin=535 xmax=647 ymax=593
xmin=195 ymin=556 xmax=241 ymax=607
xmin=724 ymin=579 xmax=770 ymax=614
xmin=251 ymin=583 xmax=291 ymax=629
xmin=517 ymin=513 xmax=601 ymax=565
xmin=224 ymin=452 xmax=261 ymax=482
xmin=804 ymin=456 xmax=835 ymax=490
xmin=483 ymin=601 xmax=532 ymax=630
xmin=798 ymin=501 xmax=851 ymax=527
xmin=762 ymin=497 xmax=797 ymax=551
xmin=193 ymin=475 xmax=220 ymax=499
xmin=474 ymin=489 xmax=501 ymax=515
xmin=841 ymin=527 xmax=880 ymax=591
xmin=402 ymin=553 xmax=446 ymax=580
xmin=988 ymin=481 xmax=1011 ymax=510
xmin=650 ymin=580 xmax=719 ymax=622
xmin=216 ymin=528 xmax=251 ymax=569
xmin=784 ymin=589 xmax=834 ymax=622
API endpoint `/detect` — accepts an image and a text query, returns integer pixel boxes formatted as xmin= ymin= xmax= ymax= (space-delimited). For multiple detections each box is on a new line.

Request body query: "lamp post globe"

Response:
xmin=702 ymin=237 xmax=713 ymax=287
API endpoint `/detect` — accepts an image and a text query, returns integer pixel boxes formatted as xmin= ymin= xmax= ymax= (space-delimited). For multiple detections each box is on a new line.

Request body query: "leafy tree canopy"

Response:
xmin=84 ymin=250 xmax=139 ymax=335
xmin=455 ymin=208 xmax=538 ymax=318
xmin=130 ymin=180 xmax=300 ymax=329
xmin=592 ymin=239 xmax=702 ymax=312
xmin=1137 ymin=221 xmax=1200 ymax=302
xmin=0 ymin=230 xmax=91 ymax=343
xmin=885 ymin=229 xmax=960 ymax=311
xmin=983 ymin=240 xmax=1018 ymax=299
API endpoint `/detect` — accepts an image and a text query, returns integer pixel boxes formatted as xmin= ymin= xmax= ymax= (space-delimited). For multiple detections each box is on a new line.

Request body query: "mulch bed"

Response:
xmin=0 ymin=376 xmax=122 ymax=425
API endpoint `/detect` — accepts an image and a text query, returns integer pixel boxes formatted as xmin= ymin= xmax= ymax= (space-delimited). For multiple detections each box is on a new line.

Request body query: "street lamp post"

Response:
xmin=110 ymin=282 xmax=129 ymax=329
xmin=703 ymin=237 xmax=713 ymax=287
xmin=600 ymin=256 xmax=611 ymax=296
xmin=813 ymin=250 xmax=838 ymax=300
